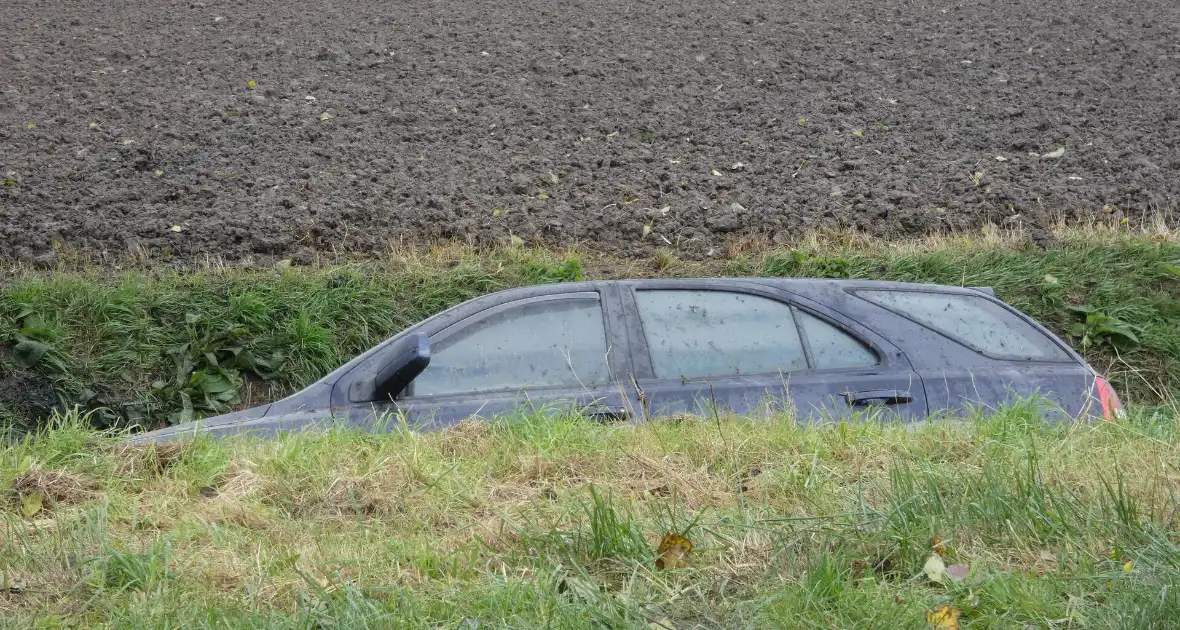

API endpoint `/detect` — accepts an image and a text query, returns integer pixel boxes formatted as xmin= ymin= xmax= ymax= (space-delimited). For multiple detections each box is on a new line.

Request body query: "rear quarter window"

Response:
xmin=856 ymin=290 xmax=1070 ymax=361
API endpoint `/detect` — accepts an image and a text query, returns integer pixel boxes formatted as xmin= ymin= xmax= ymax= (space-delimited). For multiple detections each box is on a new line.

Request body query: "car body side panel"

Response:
xmin=919 ymin=364 xmax=1099 ymax=419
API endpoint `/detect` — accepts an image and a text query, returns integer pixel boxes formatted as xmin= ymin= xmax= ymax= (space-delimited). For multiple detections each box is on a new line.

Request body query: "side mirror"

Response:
xmin=351 ymin=332 xmax=431 ymax=402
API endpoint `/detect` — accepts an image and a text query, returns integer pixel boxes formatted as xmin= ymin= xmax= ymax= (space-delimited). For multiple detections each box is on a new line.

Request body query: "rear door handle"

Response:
xmin=845 ymin=390 xmax=914 ymax=406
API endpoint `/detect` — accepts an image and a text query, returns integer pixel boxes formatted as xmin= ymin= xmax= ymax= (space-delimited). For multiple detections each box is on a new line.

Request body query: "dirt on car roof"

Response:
xmin=2 ymin=0 xmax=1177 ymax=265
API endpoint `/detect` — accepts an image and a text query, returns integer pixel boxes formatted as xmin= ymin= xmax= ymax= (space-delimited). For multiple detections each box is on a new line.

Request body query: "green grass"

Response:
xmin=1 ymin=404 xmax=1178 ymax=628
xmin=1 ymin=233 xmax=1178 ymax=431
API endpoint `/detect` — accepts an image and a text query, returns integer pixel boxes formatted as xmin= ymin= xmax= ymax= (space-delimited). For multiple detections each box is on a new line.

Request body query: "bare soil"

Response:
xmin=2 ymin=0 xmax=1178 ymax=264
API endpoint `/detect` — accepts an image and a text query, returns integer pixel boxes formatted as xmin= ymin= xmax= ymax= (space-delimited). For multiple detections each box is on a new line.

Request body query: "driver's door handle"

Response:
xmin=845 ymin=390 xmax=914 ymax=407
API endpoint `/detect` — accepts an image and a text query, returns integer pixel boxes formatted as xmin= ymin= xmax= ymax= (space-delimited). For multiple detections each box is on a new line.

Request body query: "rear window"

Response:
xmin=856 ymin=290 xmax=1069 ymax=361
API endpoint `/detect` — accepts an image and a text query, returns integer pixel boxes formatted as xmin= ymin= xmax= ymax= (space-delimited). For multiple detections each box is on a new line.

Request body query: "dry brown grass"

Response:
xmin=437 ymin=420 xmax=492 ymax=457
xmin=11 ymin=466 xmax=95 ymax=511
xmin=108 ymin=440 xmax=191 ymax=477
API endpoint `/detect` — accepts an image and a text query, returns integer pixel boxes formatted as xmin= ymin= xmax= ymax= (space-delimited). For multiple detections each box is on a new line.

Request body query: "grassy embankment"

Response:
xmin=1 ymin=228 xmax=1178 ymax=432
xmin=1 ymin=405 xmax=1178 ymax=628
xmin=1 ymin=227 xmax=1178 ymax=627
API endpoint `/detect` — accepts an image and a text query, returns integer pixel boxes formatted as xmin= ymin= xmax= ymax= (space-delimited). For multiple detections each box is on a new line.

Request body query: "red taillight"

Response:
xmin=1094 ymin=376 xmax=1124 ymax=421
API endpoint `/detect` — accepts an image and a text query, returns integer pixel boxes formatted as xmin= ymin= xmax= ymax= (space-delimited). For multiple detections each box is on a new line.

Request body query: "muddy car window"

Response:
xmin=858 ymin=290 xmax=1069 ymax=360
xmin=796 ymin=312 xmax=878 ymax=369
xmin=635 ymin=290 xmax=807 ymax=379
xmin=411 ymin=298 xmax=611 ymax=397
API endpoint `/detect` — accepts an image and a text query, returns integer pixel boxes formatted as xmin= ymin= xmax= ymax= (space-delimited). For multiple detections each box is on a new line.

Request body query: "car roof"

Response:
xmin=490 ymin=277 xmax=994 ymax=298
xmin=625 ymin=277 xmax=985 ymax=291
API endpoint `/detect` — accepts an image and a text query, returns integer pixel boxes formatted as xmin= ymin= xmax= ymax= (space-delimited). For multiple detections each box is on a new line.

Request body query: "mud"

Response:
xmin=2 ymin=0 xmax=1178 ymax=264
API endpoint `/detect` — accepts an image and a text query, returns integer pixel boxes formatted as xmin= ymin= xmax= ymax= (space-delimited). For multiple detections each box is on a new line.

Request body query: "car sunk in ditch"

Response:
xmin=133 ymin=278 xmax=1122 ymax=441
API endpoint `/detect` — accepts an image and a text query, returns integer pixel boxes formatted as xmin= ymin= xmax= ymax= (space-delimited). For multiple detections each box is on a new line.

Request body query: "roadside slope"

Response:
xmin=2 ymin=406 xmax=1178 ymax=627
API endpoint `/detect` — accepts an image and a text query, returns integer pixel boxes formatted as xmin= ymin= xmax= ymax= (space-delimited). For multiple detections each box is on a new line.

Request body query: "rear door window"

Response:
xmin=633 ymin=290 xmax=876 ymax=379
xmin=796 ymin=311 xmax=879 ymax=369
xmin=856 ymin=290 xmax=1069 ymax=360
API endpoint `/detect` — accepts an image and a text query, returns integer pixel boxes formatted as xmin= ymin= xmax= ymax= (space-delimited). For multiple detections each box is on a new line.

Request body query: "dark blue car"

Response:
xmin=135 ymin=278 xmax=1123 ymax=441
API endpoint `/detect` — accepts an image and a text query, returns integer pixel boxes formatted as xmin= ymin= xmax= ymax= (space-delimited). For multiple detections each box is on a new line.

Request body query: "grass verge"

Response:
xmin=1 ymin=229 xmax=1178 ymax=431
xmin=1 ymin=404 xmax=1178 ymax=628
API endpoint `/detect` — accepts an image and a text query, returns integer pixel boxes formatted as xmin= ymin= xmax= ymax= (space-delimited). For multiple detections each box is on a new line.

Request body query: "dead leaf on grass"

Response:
xmin=931 ymin=536 xmax=948 ymax=557
xmin=925 ymin=552 xmax=971 ymax=584
xmin=924 ymin=553 xmax=949 ymax=584
xmin=946 ymin=563 xmax=970 ymax=581
xmin=20 ymin=493 xmax=43 ymax=518
xmin=926 ymin=604 xmax=962 ymax=629
xmin=655 ymin=533 xmax=692 ymax=570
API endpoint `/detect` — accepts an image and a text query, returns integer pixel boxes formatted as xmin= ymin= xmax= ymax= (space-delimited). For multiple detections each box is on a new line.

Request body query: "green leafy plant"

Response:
xmin=654 ymin=248 xmax=678 ymax=272
xmin=149 ymin=313 xmax=284 ymax=425
xmin=763 ymin=250 xmax=853 ymax=278
xmin=1067 ymin=305 xmax=1142 ymax=350
xmin=4 ymin=305 xmax=56 ymax=369
xmin=525 ymin=258 xmax=583 ymax=284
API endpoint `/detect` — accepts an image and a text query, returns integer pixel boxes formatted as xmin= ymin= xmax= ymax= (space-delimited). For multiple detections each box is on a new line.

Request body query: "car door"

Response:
xmin=851 ymin=288 xmax=1100 ymax=418
xmin=617 ymin=281 xmax=928 ymax=422
xmin=347 ymin=289 xmax=633 ymax=430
